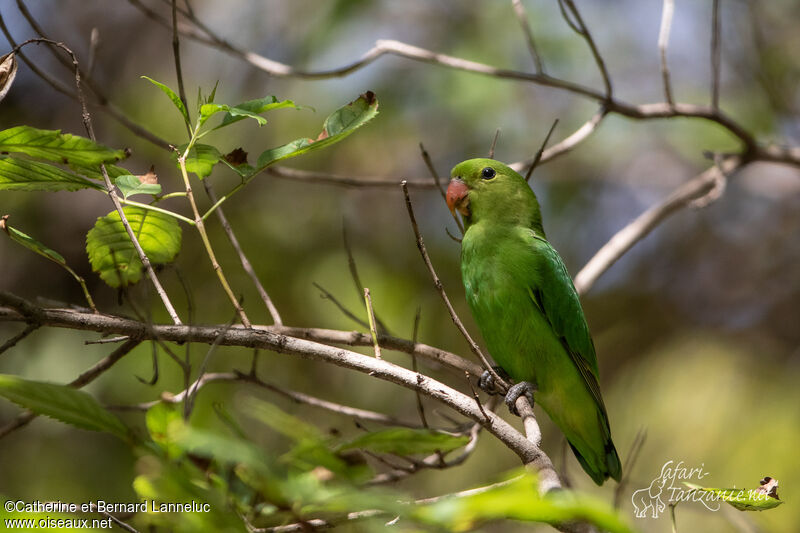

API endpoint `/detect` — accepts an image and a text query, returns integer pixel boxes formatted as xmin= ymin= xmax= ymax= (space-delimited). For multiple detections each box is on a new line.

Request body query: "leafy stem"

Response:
xmin=178 ymin=124 xmax=251 ymax=328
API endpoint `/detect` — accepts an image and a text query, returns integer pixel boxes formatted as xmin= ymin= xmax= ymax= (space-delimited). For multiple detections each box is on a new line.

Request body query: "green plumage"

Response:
xmin=450 ymin=158 xmax=621 ymax=485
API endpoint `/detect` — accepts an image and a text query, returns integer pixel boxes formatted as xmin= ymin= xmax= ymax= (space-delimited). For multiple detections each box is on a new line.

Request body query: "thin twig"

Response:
xmin=489 ymin=128 xmax=501 ymax=158
xmin=343 ymin=224 xmax=388 ymax=333
xmin=614 ymin=428 xmax=647 ymax=509
xmin=0 ymin=323 xmax=39 ymax=356
xmin=418 ymin=142 xmax=447 ymax=200
xmin=410 ymin=307 xmax=429 ymax=428
xmin=204 ymin=181 xmax=283 ymax=325
xmin=400 ymin=181 xmax=504 ymax=389
xmin=511 ymin=0 xmax=545 ymax=73
xmin=558 ymin=0 xmax=613 ymax=99
xmin=419 ymin=142 xmax=464 ymax=235
xmin=170 ymin=0 xmax=191 ymax=135
xmin=363 ymin=288 xmax=382 ymax=359
xmin=176 ymin=147 xmax=251 ymax=327
xmin=658 ymin=0 xmax=676 ymax=106
xmin=525 ymin=118 xmax=559 ymax=181
xmin=711 ymin=0 xmax=721 ymax=110
xmin=511 ymin=106 xmax=607 ymax=171
xmin=312 ymin=282 xmax=369 ymax=329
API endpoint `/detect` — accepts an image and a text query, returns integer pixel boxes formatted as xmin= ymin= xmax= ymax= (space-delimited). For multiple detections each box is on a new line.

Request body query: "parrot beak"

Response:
xmin=446 ymin=178 xmax=470 ymax=217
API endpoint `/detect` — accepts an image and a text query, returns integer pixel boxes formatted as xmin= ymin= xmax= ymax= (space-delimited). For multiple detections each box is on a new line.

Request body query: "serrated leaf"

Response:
xmin=684 ymin=483 xmax=784 ymax=511
xmin=70 ymin=162 xmax=131 ymax=182
xmin=86 ymin=207 xmax=182 ymax=287
xmin=142 ymin=76 xmax=191 ymax=126
xmin=0 ymin=52 xmax=18 ymax=103
xmin=254 ymin=91 xmax=377 ymax=172
xmin=416 ymin=472 xmax=633 ymax=533
xmin=0 ymin=374 xmax=129 ymax=439
xmin=0 ymin=126 xmax=127 ymax=168
xmin=338 ymin=428 xmax=469 ymax=455
xmin=0 ymin=155 xmax=103 ymax=191
xmin=177 ymin=143 xmax=221 ymax=179
xmin=115 ymin=174 xmax=162 ymax=198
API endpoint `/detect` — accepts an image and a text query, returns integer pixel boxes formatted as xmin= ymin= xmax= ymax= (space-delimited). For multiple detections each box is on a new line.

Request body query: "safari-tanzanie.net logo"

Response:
xmin=631 ymin=460 xmax=781 ymax=519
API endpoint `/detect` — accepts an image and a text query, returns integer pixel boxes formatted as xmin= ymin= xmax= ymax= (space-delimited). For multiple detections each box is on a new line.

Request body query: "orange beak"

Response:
xmin=446 ymin=178 xmax=470 ymax=217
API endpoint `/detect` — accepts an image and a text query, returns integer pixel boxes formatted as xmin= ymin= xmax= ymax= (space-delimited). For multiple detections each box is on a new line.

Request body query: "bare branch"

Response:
xmin=512 ymin=0 xmax=545 ymax=73
xmin=574 ymin=156 xmax=743 ymax=295
xmin=343 ymin=224 xmax=388 ymax=333
xmin=658 ymin=0 xmax=676 ymax=106
xmin=204 ymin=182 xmax=283 ymax=325
xmin=0 ymin=304 xmax=483 ymax=377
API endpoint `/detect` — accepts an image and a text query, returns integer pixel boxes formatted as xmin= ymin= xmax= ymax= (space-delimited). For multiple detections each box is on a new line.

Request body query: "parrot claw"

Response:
xmin=478 ymin=366 xmax=509 ymax=395
xmin=505 ymin=381 xmax=536 ymax=416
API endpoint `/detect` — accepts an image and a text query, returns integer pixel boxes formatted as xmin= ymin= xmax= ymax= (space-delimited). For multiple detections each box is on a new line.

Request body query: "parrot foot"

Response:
xmin=505 ymin=381 xmax=536 ymax=416
xmin=478 ymin=366 xmax=510 ymax=395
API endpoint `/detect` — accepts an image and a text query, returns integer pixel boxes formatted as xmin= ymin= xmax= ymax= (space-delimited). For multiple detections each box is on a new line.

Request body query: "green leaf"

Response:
xmin=146 ymin=403 xmax=184 ymax=459
xmin=0 ymin=125 xmax=126 ymax=168
xmin=684 ymin=482 xmax=784 ymax=511
xmin=115 ymin=174 xmax=162 ymax=198
xmin=199 ymin=97 xmax=299 ymax=129
xmin=141 ymin=76 xmax=191 ymax=126
xmin=244 ymin=398 xmax=324 ymax=443
xmin=416 ymin=472 xmax=633 ymax=533
xmin=86 ymin=206 xmax=182 ymax=287
xmin=71 ymin=162 xmax=131 ymax=182
xmin=2 ymin=218 xmax=65 ymax=264
xmin=338 ymin=428 xmax=470 ymax=456
xmin=0 ymin=374 xmax=129 ymax=439
xmin=177 ymin=143 xmax=221 ymax=179
xmin=254 ymin=91 xmax=378 ymax=171
xmin=0 ymin=155 xmax=104 ymax=191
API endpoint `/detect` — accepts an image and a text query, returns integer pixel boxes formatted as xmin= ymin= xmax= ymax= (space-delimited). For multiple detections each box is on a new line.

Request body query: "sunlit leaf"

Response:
xmin=177 ymin=143 xmax=221 ymax=179
xmin=0 ymin=374 xmax=129 ymax=439
xmin=86 ymin=207 xmax=182 ymax=287
xmin=684 ymin=482 xmax=784 ymax=511
xmin=254 ymin=91 xmax=378 ymax=171
xmin=142 ymin=76 xmax=190 ymax=126
xmin=416 ymin=472 xmax=633 ymax=533
xmin=338 ymin=428 xmax=470 ymax=455
xmin=146 ymin=403 xmax=184 ymax=459
xmin=115 ymin=174 xmax=161 ymax=198
xmin=0 ymin=125 xmax=126 ymax=168
xmin=0 ymin=155 xmax=103 ymax=191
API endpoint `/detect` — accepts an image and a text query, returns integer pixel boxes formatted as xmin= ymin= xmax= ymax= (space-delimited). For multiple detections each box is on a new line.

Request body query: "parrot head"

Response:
xmin=447 ymin=158 xmax=545 ymax=235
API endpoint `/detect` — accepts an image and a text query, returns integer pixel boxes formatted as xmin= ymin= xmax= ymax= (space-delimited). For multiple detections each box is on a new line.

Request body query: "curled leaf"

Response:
xmin=0 ymin=52 xmax=18 ymax=103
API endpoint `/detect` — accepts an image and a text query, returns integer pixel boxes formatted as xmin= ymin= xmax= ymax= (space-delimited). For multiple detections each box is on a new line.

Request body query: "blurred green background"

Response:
xmin=1 ymin=0 xmax=798 ymax=531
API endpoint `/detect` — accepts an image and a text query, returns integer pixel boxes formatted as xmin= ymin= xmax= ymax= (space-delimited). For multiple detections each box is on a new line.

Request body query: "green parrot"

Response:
xmin=446 ymin=158 xmax=621 ymax=485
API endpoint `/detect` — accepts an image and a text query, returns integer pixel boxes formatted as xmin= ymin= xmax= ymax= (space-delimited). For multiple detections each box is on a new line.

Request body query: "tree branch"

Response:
xmin=574 ymin=156 xmax=743 ymax=294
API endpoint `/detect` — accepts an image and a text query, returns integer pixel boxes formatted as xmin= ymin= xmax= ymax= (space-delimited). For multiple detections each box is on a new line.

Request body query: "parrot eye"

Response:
xmin=481 ymin=167 xmax=496 ymax=180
